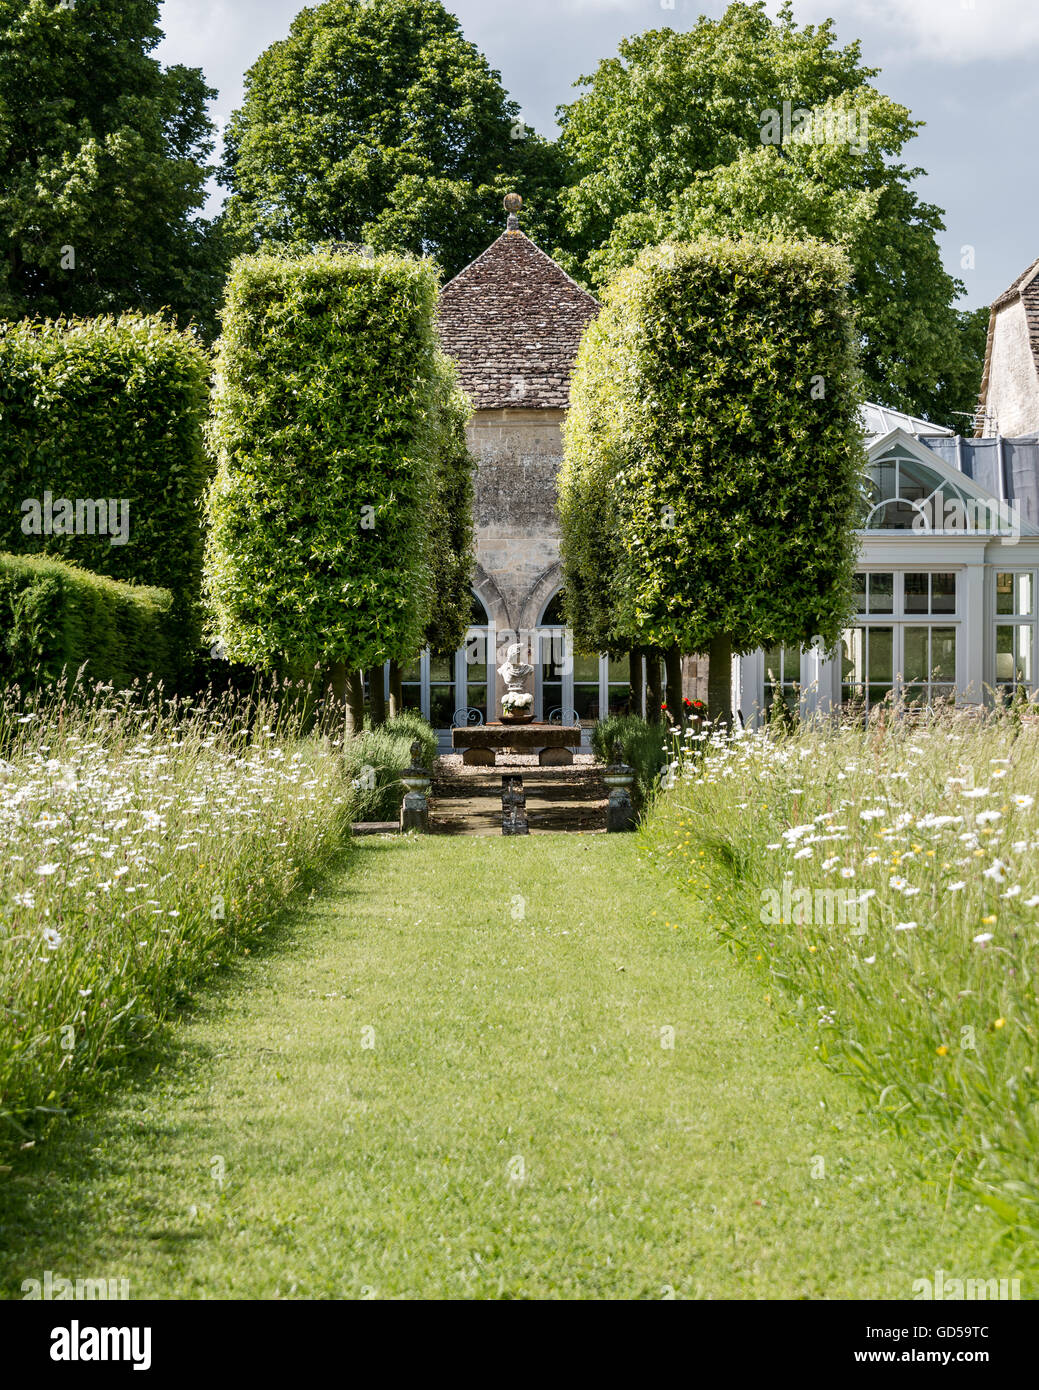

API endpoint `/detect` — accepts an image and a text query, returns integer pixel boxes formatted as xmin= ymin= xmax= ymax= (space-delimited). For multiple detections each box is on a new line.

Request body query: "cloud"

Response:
xmin=786 ymin=0 xmax=1039 ymax=64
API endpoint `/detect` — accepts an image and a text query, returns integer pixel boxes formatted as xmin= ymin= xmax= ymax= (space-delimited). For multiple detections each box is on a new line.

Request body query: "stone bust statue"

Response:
xmin=498 ymin=643 xmax=534 ymax=714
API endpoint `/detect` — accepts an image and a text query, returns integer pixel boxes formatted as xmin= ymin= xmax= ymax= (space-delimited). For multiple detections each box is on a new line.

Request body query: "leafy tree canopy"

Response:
xmin=556 ymin=0 xmax=983 ymax=428
xmin=221 ymin=0 xmax=565 ymax=278
xmin=0 ymin=0 xmax=223 ymax=335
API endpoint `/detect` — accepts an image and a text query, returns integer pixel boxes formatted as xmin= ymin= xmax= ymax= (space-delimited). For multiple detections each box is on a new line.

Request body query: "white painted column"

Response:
xmin=962 ymin=564 xmax=985 ymax=704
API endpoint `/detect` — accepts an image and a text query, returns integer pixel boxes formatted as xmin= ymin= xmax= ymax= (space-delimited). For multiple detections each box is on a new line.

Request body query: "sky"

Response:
xmin=156 ymin=0 xmax=1039 ymax=310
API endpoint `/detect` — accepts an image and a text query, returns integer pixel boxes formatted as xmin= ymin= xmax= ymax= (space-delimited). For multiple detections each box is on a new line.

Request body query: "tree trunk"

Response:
xmin=664 ymin=647 xmax=684 ymax=725
xmin=326 ymin=661 xmax=347 ymax=738
xmin=645 ymin=648 xmax=664 ymax=724
xmin=343 ymin=668 xmax=365 ymax=739
xmin=387 ymin=659 xmax=403 ymax=718
xmin=368 ymin=665 xmax=386 ymax=725
xmin=629 ymin=645 xmax=645 ymax=720
xmin=707 ymin=633 xmax=733 ymax=729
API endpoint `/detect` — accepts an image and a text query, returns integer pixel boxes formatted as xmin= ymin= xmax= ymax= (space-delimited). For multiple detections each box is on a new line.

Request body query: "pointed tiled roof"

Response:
xmin=437 ymin=231 xmax=599 ymax=410
xmin=977 ymin=257 xmax=1039 ymax=433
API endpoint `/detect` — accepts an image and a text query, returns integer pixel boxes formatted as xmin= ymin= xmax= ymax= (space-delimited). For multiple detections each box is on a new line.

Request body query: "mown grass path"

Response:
xmin=0 ymin=835 xmax=996 ymax=1299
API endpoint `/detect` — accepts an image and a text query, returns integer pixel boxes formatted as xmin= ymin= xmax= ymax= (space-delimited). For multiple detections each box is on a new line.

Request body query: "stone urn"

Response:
xmin=500 ymin=706 xmax=534 ymax=725
xmin=400 ymin=739 xmax=432 ymax=795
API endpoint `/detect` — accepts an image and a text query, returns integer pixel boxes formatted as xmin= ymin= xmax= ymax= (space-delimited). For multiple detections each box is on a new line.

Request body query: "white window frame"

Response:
xmin=841 ymin=567 xmax=962 ymax=711
xmin=992 ymin=567 xmax=1038 ymax=699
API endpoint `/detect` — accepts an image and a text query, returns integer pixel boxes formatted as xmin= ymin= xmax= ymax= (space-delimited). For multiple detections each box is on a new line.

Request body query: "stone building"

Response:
xmin=977 ymin=256 xmax=1039 ymax=437
xmin=413 ymin=212 xmax=1039 ymax=737
xmin=436 ymin=201 xmax=598 ymax=725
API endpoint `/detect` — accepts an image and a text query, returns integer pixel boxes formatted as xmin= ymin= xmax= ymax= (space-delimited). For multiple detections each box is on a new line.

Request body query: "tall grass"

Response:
xmin=645 ymin=708 xmax=1039 ymax=1254
xmin=0 ymin=678 xmax=358 ymax=1152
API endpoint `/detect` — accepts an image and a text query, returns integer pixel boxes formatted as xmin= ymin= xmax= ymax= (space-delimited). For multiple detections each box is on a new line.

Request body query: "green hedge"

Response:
xmin=561 ymin=236 xmax=863 ymax=660
xmin=0 ymin=553 xmax=175 ymax=690
xmin=0 ymin=314 xmax=211 ymax=659
xmin=205 ymin=247 xmax=449 ymax=675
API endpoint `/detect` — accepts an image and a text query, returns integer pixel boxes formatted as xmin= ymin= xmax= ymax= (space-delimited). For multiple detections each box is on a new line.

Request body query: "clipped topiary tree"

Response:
xmin=560 ymin=235 xmax=865 ymax=725
xmin=204 ymin=246 xmax=465 ymax=733
xmin=0 ymin=313 xmax=211 ymax=665
xmin=372 ymin=355 xmax=475 ymax=723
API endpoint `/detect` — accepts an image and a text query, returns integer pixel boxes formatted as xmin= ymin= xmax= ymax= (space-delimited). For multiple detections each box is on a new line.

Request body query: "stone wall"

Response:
xmin=985 ymin=299 xmax=1039 ymax=436
xmin=467 ymin=407 xmax=566 ymax=645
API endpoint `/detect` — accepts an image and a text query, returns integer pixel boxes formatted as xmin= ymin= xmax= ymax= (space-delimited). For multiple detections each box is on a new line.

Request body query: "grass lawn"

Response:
xmin=0 ymin=834 xmax=1005 ymax=1299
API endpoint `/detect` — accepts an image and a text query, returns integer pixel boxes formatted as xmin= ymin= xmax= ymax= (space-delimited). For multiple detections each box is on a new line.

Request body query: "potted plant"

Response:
xmin=500 ymin=691 xmax=535 ymax=724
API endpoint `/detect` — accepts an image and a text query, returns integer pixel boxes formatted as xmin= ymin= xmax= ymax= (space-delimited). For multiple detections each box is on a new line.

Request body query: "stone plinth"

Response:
xmin=452 ymin=722 xmax=581 ymax=752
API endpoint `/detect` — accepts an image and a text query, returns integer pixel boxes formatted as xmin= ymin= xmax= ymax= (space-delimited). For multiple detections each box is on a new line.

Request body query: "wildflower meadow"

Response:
xmin=0 ymin=680 xmax=368 ymax=1151
xmin=646 ymin=708 xmax=1039 ymax=1259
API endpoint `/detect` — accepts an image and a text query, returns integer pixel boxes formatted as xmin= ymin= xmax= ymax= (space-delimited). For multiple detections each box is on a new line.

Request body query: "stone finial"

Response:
xmin=504 ymin=192 xmax=522 ymax=232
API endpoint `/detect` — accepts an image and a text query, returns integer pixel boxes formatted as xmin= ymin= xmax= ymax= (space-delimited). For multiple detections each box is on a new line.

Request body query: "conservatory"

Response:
xmin=735 ymin=426 xmax=1039 ymax=725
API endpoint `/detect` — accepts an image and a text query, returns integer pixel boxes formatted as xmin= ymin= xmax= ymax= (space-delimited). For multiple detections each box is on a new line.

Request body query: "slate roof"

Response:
xmin=977 ymin=256 xmax=1039 ymax=433
xmin=437 ymin=231 xmax=600 ymax=410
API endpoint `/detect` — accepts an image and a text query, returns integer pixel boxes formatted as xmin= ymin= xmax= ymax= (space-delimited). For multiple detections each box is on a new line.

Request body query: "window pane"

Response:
xmin=870 ymin=458 xmax=896 ymax=503
xmin=608 ymin=685 xmax=631 ymax=717
xmin=932 ymin=572 xmax=956 ymax=614
xmin=998 ymin=572 xmax=1035 ymax=617
xmin=608 ymin=652 xmax=630 ymax=682
xmin=763 ymin=645 xmax=783 ymax=684
xmin=542 ymin=682 xmax=563 ymax=721
xmin=931 ymin=628 xmax=956 ymax=682
xmin=429 ymin=653 xmax=453 ymax=682
xmin=904 ymin=574 xmax=929 ymax=614
xmin=841 ymin=628 xmax=865 ymax=689
xmin=573 ymin=650 xmax=599 ymax=683
xmin=899 ymin=456 xmax=946 ymax=501
xmin=996 ymin=573 xmax=1014 ymax=616
xmin=784 ymin=645 xmax=802 ymax=685
xmin=1017 ymin=574 xmax=1035 ymax=617
xmin=853 ymin=573 xmax=868 ymax=613
xmin=573 ymin=683 xmax=600 ymax=723
xmin=997 ymin=626 xmax=1032 ymax=685
xmin=903 ymin=627 xmax=929 ymax=683
xmin=868 ymin=627 xmax=893 ymax=683
xmin=401 ymin=656 xmax=422 ymax=683
xmin=869 ymin=573 xmax=893 ymax=613
xmin=429 ymin=687 xmax=454 ymax=728
xmin=540 ymin=627 xmax=566 ymax=679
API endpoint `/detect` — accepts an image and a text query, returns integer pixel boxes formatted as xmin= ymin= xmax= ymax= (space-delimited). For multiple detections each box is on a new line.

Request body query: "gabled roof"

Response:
xmin=977 ymin=257 xmax=1039 ymax=431
xmin=436 ymin=231 xmax=599 ymax=410
xmin=867 ymin=427 xmax=1039 ymax=536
